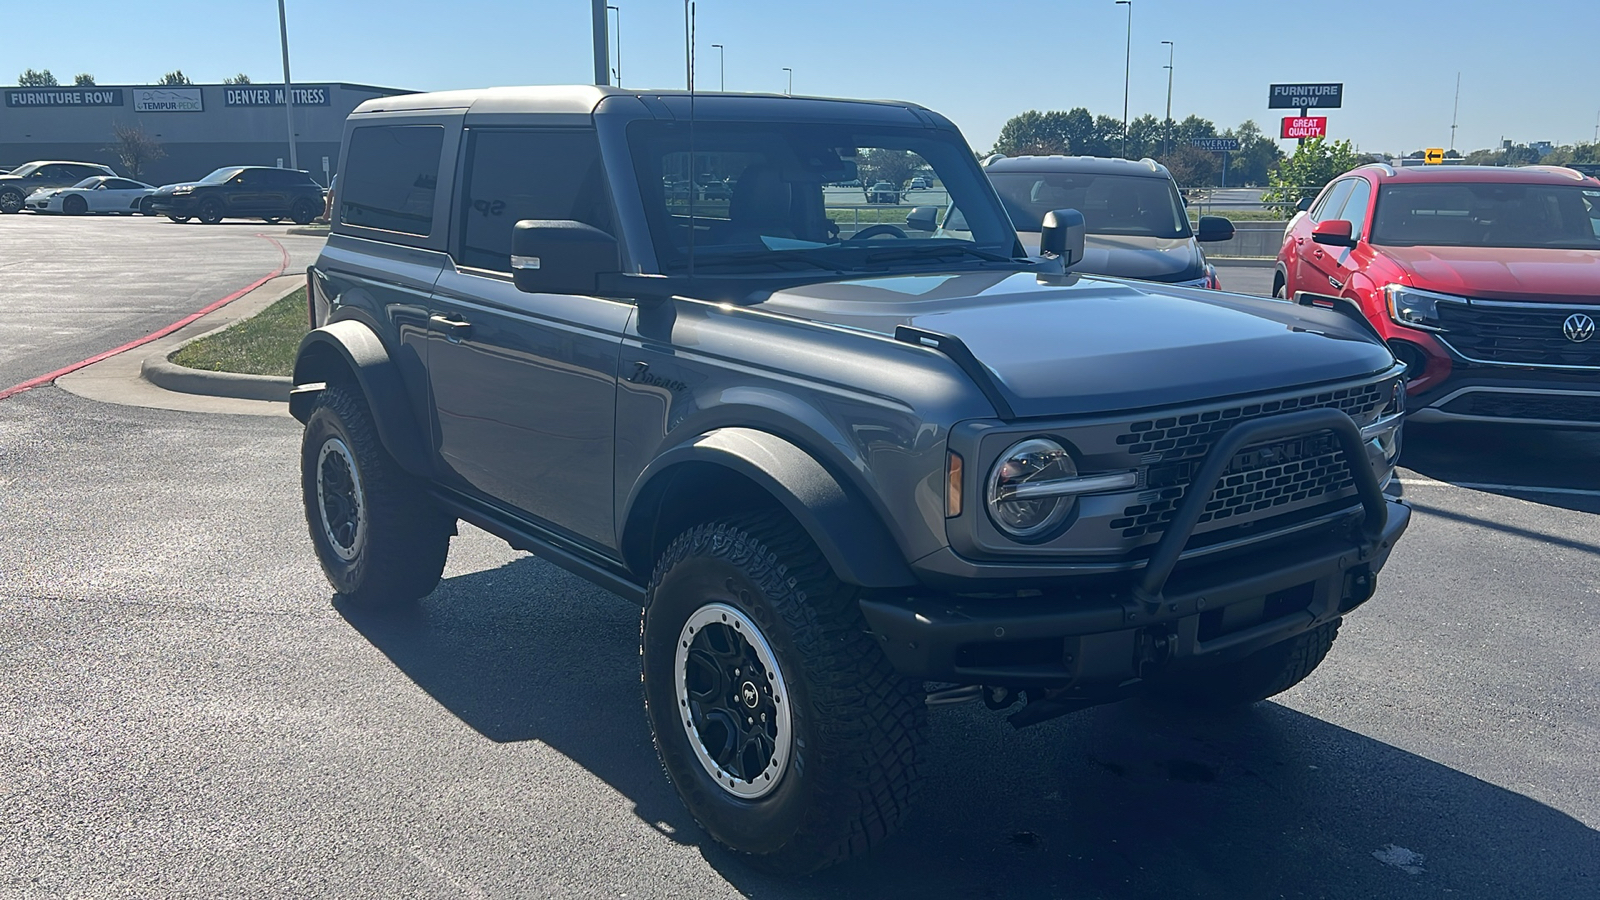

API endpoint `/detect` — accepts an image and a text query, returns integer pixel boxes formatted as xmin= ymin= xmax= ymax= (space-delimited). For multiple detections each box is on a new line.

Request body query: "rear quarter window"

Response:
xmin=340 ymin=124 xmax=445 ymax=237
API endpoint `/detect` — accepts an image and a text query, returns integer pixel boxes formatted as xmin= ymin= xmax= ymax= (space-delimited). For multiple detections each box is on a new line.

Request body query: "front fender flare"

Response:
xmin=290 ymin=320 xmax=431 ymax=476
xmin=626 ymin=428 xmax=917 ymax=589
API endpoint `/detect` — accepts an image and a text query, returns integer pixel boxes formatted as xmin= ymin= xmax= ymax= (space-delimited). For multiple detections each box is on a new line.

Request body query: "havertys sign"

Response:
xmin=1281 ymin=117 xmax=1328 ymax=139
xmin=224 ymin=85 xmax=331 ymax=107
xmin=1268 ymin=83 xmax=1343 ymax=109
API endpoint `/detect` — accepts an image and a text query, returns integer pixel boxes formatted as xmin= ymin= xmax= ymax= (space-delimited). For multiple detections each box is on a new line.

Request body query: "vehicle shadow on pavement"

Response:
xmin=1401 ymin=423 xmax=1600 ymax=514
xmin=339 ymin=556 xmax=1599 ymax=899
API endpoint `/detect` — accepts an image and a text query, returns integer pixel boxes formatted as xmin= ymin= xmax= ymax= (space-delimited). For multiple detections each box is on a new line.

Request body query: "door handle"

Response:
xmin=429 ymin=314 xmax=473 ymax=343
xmin=1312 ymin=248 xmax=1324 ymax=258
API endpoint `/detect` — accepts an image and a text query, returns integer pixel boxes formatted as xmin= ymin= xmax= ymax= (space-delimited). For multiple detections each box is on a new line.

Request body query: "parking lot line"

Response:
xmin=0 ymin=234 xmax=289 ymax=402
xmin=1398 ymin=476 xmax=1600 ymax=498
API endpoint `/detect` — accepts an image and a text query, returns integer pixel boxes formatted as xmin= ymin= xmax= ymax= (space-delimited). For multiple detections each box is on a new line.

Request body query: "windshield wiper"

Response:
xmin=861 ymin=244 xmax=1020 ymax=266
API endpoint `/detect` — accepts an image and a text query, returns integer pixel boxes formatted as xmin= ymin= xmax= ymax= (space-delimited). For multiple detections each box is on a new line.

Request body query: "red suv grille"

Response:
xmin=1436 ymin=303 xmax=1600 ymax=368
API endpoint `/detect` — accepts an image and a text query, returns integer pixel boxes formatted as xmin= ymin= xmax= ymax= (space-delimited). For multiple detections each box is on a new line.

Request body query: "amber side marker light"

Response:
xmin=946 ymin=451 xmax=963 ymax=518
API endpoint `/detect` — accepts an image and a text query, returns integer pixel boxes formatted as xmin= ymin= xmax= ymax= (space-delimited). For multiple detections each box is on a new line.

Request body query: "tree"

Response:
xmin=1125 ymin=114 xmax=1163 ymax=159
xmin=858 ymin=149 xmax=919 ymax=189
xmin=157 ymin=70 xmax=193 ymax=86
xmin=17 ymin=69 xmax=57 ymax=86
xmin=108 ymin=123 xmax=166 ymax=180
xmin=73 ymin=73 xmax=96 ymax=86
xmin=992 ymin=110 xmax=1073 ymax=156
xmin=224 ymin=73 xmax=251 ymax=85
xmin=1156 ymin=143 xmax=1219 ymax=187
xmin=1222 ymin=120 xmax=1282 ymax=187
xmin=1263 ymin=138 xmax=1364 ymax=210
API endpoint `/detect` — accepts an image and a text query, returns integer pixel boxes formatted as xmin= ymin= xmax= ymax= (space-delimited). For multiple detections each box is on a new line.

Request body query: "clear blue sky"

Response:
xmin=14 ymin=0 xmax=1600 ymax=156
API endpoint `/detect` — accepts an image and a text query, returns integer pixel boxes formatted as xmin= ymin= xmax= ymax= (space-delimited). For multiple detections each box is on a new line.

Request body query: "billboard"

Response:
xmin=1268 ymin=83 xmax=1343 ymax=109
xmin=1281 ymin=117 xmax=1328 ymax=139
xmin=6 ymin=88 xmax=124 ymax=108
xmin=133 ymin=87 xmax=203 ymax=112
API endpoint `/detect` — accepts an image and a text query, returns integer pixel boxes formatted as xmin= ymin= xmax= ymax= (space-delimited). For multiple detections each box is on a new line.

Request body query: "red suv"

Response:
xmin=1275 ymin=164 xmax=1600 ymax=427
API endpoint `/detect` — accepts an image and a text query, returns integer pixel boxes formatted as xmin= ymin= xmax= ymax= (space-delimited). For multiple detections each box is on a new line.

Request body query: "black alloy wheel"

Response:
xmin=62 ymin=195 xmax=87 ymax=216
xmin=289 ymin=197 xmax=319 ymax=226
xmin=167 ymin=215 xmax=191 ymax=224
xmin=197 ymin=197 xmax=225 ymax=225
xmin=139 ymin=197 xmax=154 ymax=216
xmin=263 ymin=216 xmax=282 ymax=224
xmin=0 ymin=189 xmax=23 ymax=214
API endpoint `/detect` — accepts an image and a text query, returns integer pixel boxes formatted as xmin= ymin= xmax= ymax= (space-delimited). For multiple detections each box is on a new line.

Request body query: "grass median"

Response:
xmin=169 ymin=287 xmax=307 ymax=377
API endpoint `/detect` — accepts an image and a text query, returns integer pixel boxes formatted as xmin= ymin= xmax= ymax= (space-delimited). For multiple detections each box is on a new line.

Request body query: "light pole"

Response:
xmin=1161 ymin=40 xmax=1173 ymax=158
xmin=712 ymin=43 xmax=724 ymax=91
xmin=592 ymin=0 xmax=610 ymax=86
xmin=276 ymin=0 xmax=297 ymax=170
xmin=782 ymin=67 xmax=792 ymax=96
xmin=607 ymin=5 xmax=621 ymax=87
xmin=1115 ymin=1 xmax=1131 ymax=158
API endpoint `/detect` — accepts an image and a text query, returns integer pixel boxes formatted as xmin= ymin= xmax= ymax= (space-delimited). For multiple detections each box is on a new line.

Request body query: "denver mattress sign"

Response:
xmin=223 ymin=85 xmax=332 ymax=107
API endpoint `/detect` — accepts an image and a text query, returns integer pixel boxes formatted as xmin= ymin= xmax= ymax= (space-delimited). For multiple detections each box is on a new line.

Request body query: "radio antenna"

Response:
xmin=685 ymin=0 xmax=696 ymax=277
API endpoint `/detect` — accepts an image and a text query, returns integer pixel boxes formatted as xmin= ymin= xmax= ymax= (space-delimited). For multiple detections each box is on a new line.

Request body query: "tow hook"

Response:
xmin=1135 ymin=625 xmax=1176 ymax=679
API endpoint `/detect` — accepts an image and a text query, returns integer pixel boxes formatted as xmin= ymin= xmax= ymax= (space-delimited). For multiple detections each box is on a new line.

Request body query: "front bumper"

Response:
xmin=1406 ymin=368 xmax=1600 ymax=428
xmin=860 ymin=407 xmax=1408 ymax=688
xmin=148 ymin=195 xmax=198 ymax=214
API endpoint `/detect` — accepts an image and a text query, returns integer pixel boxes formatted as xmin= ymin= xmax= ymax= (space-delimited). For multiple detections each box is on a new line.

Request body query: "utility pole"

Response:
xmin=592 ymin=0 xmax=609 ymax=85
xmin=1116 ymin=0 xmax=1132 ymax=158
xmin=712 ymin=43 xmax=724 ymax=91
xmin=783 ymin=67 xmax=793 ymax=96
xmin=277 ymin=0 xmax=297 ymax=170
xmin=607 ymin=5 xmax=621 ymax=87
xmin=1450 ymin=72 xmax=1460 ymax=152
xmin=1161 ymin=40 xmax=1174 ymax=158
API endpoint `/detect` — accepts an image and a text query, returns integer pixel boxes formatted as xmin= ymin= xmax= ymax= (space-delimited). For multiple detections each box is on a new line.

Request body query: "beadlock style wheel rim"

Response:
xmin=675 ymin=602 xmax=792 ymax=799
xmin=315 ymin=438 xmax=366 ymax=562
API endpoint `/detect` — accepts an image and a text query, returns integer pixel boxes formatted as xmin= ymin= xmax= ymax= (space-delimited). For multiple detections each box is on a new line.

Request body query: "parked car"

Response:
xmin=909 ymin=176 xmax=930 ymax=189
xmin=147 ymin=166 xmax=325 ymax=225
xmin=977 ymin=155 xmax=1232 ymax=288
xmin=27 ymin=176 xmax=157 ymax=215
xmin=866 ymin=180 xmax=901 ymax=203
xmin=1275 ymin=163 xmax=1600 ymax=427
xmin=0 ymin=161 xmax=118 ymax=214
xmin=291 ymin=85 xmax=1409 ymax=874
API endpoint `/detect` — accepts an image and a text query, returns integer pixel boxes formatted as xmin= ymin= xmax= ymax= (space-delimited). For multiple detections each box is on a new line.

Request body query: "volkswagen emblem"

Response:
xmin=1564 ymin=313 xmax=1595 ymax=343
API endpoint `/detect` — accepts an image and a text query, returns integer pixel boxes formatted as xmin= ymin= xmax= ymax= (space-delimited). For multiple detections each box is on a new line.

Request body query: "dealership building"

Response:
xmin=0 ymin=82 xmax=412 ymax=186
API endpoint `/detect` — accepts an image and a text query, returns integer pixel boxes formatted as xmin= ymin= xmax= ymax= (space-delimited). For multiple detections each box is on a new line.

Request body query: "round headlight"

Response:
xmin=986 ymin=438 xmax=1077 ymax=539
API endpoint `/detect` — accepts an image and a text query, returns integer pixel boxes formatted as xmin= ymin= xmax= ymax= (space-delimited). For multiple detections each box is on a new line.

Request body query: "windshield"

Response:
xmin=1371 ymin=183 xmax=1600 ymax=249
xmin=987 ymin=171 xmax=1192 ymax=239
xmin=198 ymin=167 xmax=244 ymax=185
xmin=8 ymin=163 xmax=41 ymax=177
xmin=628 ymin=121 xmax=1019 ymax=274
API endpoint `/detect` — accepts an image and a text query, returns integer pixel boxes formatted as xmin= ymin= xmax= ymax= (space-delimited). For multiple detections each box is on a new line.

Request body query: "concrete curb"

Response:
xmin=286 ymin=225 xmax=330 ymax=237
xmin=141 ymin=356 xmax=291 ymax=402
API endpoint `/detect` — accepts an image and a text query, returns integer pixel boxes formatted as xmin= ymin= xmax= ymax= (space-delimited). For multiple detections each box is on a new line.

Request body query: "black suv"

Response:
xmin=0 ymin=160 xmax=118 ymax=213
xmin=290 ymin=86 xmax=1410 ymax=874
xmin=148 ymin=166 xmax=325 ymax=224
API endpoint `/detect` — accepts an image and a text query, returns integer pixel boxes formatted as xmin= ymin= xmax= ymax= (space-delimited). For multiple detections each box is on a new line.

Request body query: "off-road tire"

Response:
xmin=641 ymin=512 xmax=927 ymax=874
xmin=0 ymin=188 xmax=24 ymax=214
xmin=62 ymin=195 xmax=87 ymax=216
xmin=1151 ymin=618 xmax=1342 ymax=707
xmin=197 ymin=198 xmax=225 ymax=225
xmin=289 ymin=198 xmax=319 ymax=226
xmin=301 ymin=384 xmax=453 ymax=609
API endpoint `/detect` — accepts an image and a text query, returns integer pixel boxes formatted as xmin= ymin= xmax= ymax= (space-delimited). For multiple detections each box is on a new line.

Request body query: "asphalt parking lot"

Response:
xmin=1 ymin=219 xmax=1596 ymax=898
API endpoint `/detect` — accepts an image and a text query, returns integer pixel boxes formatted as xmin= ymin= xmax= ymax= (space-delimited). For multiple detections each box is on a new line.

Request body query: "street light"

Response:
xmin=712 ymin=43 xmax=724 ymax=91
xmin=1161 ymin=40 xmax=1174 ymax=158
xmin=607 ymin=5 xmax=621 ymax=87
xmin=1115 ymin=1 xmax=1132 ymax=158
xmin=277 ymin=0 xmax=297 ymax=170
xmin=782 ymin=67 xmax=792 ymax=96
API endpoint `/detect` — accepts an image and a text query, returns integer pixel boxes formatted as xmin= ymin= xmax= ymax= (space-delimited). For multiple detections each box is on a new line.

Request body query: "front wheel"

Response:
xmin=301 ymin=384 xmax=454 ymax=608
xmin=167 ymin=215 xmax=191 ymax=224
xmin=641 ymin=513 xmax=927 ymax=874
xmin=63 ymin=195 xmax=87 ymax=216
xmin=196 ymin=198 xmax=225 ymax=225
xmin=1149 ymin=618 xmax=1342 ymax=708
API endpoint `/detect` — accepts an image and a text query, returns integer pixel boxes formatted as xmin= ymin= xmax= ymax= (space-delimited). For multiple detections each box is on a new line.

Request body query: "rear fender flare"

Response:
xmin=290 ymin=320 xmax=430 ymax=476
xmin=623 ymin=428 xmax=917 ymax=588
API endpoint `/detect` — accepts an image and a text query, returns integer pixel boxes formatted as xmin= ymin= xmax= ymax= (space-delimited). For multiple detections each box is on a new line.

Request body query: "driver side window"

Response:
xmin=1310 ymin=179 xmax=1354 ymax=223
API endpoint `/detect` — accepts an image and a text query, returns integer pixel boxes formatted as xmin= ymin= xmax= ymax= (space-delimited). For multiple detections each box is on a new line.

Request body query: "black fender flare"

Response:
xmin=289 ymin=320 xmax=431 ymax=476
xmin=624 ymin=428 xmax=917 ymax=589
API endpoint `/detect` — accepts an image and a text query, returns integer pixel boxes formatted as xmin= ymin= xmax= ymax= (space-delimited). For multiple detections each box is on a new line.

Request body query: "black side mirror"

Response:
xmin=1039 ymin=208 xmax=1086 ymax=268
xmin=511 ymin=219 xmax=619 ymax=295
xmin=1196 ymin=215 xmax=1235 ymax=243
xmin=904 ymin=206 xmax=937 ymax=232
xmin=1296 ymin=196 xmax=1314 ymax=213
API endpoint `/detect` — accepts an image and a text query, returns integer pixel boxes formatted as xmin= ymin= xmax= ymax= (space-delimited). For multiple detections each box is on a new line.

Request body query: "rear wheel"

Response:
xmin=62 ymin=195 xmax=88 ymax=216
xmin=641 ymin=512 xmax=927 ymax=873
xmin=1149 ymin=619 xmax=1341 ymax=708
xmin=0 ymin=188 xmax=24 ymax=214
xmin=139 ymin=197 xmax=155 ymax=216
xmin=289 ymin=197 xmax=318 ymax=226
xmin=263 ymin=216 xmax=282 ymax=224
xmin=301 ymin=384 xmax=454 ymax=609
xmin=196 ymin=197 xmax=225 ymax=225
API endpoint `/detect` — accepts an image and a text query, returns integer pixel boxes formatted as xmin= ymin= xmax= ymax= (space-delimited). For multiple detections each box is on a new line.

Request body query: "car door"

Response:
xmin=226 ymin=169 xmax=269 ymax=213
xmin=1304 ymin=176 xmax=1372 ymax=296
xmin=99 ymin=178 xmax=145 ymax=212
xmin=1288 ymin=178 xmax=1354 ymax=295
xmin=425 ymin=126 xmax=630 ymax=550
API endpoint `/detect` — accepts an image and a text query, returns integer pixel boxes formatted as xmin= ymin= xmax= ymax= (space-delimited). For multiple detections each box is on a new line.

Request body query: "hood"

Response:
xmin=1378 ymin=245 xmax=1600 ymax=303
xmin=1016 ymin=232 xmax=1205 ymax=283
xmin=755 ymin=270 xmax=1395 ymax=418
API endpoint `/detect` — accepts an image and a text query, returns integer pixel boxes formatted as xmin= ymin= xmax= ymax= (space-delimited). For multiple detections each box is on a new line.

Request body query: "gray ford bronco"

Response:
xmin=291 ymin=86 xmax=1410 ymax=873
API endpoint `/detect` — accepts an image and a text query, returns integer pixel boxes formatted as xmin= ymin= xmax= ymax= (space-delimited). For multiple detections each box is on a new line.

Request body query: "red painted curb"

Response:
xmin=0 ymin=235 xmax=292 ymax=402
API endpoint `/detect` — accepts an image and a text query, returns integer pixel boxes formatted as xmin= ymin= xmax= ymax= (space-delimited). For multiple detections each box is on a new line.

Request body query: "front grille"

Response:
xmin=1436 ymin=302 xmax=1600 ymax=368
xmin=1441 ymin=391 xmax=1600 ymax=423
xmin=1106 ymin=382 xmax=1385 ymax=540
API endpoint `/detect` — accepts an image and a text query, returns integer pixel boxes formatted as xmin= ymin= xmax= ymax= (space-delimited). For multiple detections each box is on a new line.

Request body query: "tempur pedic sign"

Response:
xmin=134 ymin=88 xmax=203 ymax=112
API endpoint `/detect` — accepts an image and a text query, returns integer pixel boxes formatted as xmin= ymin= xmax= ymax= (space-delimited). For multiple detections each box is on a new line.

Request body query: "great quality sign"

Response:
xmin=1280 ymin=117 xmax=1328 ymax=139
xmin=1267 ymin=83 xmax=1343 ymax=109
xmin=223 ymin=85 xmax=331 ymax=107
xmin=133 ymin=87 xmax=203 ymax=112
xmin=6 ymin=88 xmax=123 ymax=108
